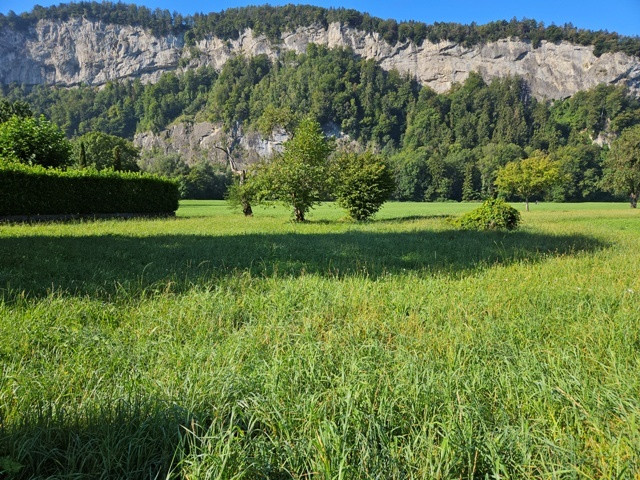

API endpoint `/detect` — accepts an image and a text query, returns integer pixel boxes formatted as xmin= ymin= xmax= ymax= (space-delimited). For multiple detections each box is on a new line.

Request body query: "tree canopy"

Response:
xmin=603 ymin=125 xmax=640 ymax=207
xmin=72 ymin=132 xmax=140 ymax=171
xmin=250 ymin=117 xmax=332 ymax=221
xmin=0 ymin=115 xmax=71 ymax=168
xmin=330 ymin=151 xmax=395 ymax=221
xmin=495 ymin=153 xmax=565 ymax=210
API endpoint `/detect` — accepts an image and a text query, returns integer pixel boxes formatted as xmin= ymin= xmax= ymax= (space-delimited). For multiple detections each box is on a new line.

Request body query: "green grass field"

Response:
xmin=1 ymin=201 xmax=639 ymax=479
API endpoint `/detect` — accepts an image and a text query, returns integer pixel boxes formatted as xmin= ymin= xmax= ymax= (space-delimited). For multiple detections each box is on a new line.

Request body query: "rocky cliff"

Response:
xmin=134 ymin=121 xmax=288 ymax=168
xmin=1 ymin=17 xmax=639 ymax=99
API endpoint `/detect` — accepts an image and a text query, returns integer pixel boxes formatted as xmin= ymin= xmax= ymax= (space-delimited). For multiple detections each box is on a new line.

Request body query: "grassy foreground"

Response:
xmin=1 ymin=201 xmax=639 ymax=479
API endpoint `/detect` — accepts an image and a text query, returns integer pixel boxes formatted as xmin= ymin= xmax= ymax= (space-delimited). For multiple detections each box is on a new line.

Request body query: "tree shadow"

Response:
xmin=0 ymin=229 xmax=606 ymax=299
xmin=0 ymin=398 xmax=195 ymax=479
xmin=374 ymin=214 xmax=451 ymax=223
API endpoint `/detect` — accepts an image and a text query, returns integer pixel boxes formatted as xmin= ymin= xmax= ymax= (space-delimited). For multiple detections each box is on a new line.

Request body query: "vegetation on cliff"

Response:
xmin=2 ymin=42 xmax=639 ymax=202
xmin=2 ymin=2 xmax=639 ymax=57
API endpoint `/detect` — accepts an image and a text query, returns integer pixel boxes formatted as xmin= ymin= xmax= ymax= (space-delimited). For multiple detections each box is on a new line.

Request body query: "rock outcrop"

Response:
xmin=134 ymin=121 xmax=288 ymax=168
xmin=1 ymin=18 xmax=639 ymax=99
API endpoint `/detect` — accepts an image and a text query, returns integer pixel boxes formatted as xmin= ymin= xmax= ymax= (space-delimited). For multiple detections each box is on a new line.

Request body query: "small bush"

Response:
xmin=330 ymin=151 xmax=395 ymax=221
xmin=455 ymin=198 xmax=521 ymax=231
xmin=0 ymin=162 xmax=179 ymax=216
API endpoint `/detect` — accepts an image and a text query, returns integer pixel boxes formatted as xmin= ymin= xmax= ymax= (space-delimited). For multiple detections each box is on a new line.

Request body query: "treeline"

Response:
xmin=1 ymin=2 xmax=639 ymax=57
xmin=0 ymin=98 xmax=231 ymax=200
xmin=2 ymin=66 xmax=218 ymax=139
xmin=392 ymin=72 xmax=640 ymax=202
xmin=2 ymin=46 xmax=640 ymax=202
xmin=1 ymin=46 xmax=420 ymax=147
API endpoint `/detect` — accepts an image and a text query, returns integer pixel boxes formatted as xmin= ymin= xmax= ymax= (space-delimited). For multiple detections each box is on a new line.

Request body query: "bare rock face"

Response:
xmin=0 ymin=18 xmax=185 ymax=85
xmin=133 ymin=121 xmax=357 ymax=165
xmin=1 ymin=18 xmax=638 ymax=99
xmin=134 ymin=122 xmax=287 ymax=168
xmin=280 ymin=23 xmax=640 ymax=99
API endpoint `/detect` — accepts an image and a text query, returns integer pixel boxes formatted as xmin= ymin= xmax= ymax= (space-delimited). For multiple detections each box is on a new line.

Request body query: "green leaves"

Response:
xmin=331 ymin=151 xmax=395 ymax=221
xmin=0 ymin=163 xmax=179 ymax=215
xmin=72 ymin=131 xmax=140 ymax=171
xmin=241 ymin=130 xmax=394 ymax=222
xmin=0 ymin=115 xmax=71 ymax=168
xmin=602 ymin=125 xmax=640 ymax=207
xmin=495 ymin=153 xmax=565 ymax=210
xmin=254 ymin=117 xmax=332 ymax=221
xmin=455 ymin=198 xmax=521 ymax=231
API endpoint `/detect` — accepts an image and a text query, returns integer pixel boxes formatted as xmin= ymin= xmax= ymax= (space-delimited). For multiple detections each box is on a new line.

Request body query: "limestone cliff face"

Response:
xmin=0 ymin=18 xmax=184 ymax=85
xmin=1 ymin=18 xmax=639 ymax=99
xmin=134 ymin=122 xmax=287 ymax=168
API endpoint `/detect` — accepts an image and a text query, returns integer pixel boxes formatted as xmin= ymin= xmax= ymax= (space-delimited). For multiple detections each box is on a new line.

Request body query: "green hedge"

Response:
xmin=0 ymin=162 xmax=179 ymax=216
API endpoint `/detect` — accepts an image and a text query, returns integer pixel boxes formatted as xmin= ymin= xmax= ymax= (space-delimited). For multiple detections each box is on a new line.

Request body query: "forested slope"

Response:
xmin=3 ymin=44 xmax=639 ymax=202
xmin=1 ymin=3 xmax=639 ymax=202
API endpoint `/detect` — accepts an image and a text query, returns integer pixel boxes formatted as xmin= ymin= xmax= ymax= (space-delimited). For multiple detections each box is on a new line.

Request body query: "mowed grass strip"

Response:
xmin=1 ymin=201 xmax=639 ymax=479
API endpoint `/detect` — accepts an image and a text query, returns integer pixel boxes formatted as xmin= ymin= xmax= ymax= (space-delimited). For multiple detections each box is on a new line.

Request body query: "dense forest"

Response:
xmin=2 ymin=43 xmax=639 ymax=201
xmin=1 ymin=2 xmax=639 ymax=57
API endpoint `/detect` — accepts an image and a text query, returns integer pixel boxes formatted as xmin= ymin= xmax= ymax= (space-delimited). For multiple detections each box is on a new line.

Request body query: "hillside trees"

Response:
xmin=548 ymin=144 xmax=604 ymax=201
xmin=2 ymin=43 xmax=640 ymax=202
xmin=72 ymin=132 xmax=140 ymax=171
xmin=476 ymin=143 xmax=525 ymax=198
xmin=0 ymin=99 xmax=32 ymax=122
xmin=389 ymin=148 xmax=431 ymax=201
xmin=603 ymin=125 xmax=640 ymax=207
xmin=138 ymin=151 xmax=232 ymax=200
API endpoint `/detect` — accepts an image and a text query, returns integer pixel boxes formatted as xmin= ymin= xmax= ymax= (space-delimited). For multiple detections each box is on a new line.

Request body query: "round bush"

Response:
xmin=456 ymin=198 xmax=521 ymax=231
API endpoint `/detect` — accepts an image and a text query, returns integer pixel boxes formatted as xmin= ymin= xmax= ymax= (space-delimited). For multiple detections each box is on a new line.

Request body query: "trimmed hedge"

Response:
xmin=0 ymin=162 xmax=179 ymax=216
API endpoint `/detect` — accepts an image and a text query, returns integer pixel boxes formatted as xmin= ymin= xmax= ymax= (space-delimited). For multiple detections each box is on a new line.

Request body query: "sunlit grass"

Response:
xmin=1 ymin=201 xmax=639 ymax=479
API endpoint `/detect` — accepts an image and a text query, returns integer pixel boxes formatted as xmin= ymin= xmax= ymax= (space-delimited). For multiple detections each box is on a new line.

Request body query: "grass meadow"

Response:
xmin=1 ymin=201 xmax=639 ymax=479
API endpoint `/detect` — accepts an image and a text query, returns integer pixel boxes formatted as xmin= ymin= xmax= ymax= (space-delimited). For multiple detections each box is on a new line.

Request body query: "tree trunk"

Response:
xmin=240 ymin=170 xmax=253 ymax=216
xmin=213 ymin=136 xmax=253 ymax=215
xmin=294 ymin=207 xmax=305 ymax=222
xmin=525 ymin=198 xmax=530 ymax=212
xmin=630 ymin=193 xmax=637 ymax=208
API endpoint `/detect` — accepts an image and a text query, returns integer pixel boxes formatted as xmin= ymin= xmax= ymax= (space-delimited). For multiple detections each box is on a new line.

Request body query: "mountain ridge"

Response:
xmin=1 ymin=4 xmax=639 ymax=100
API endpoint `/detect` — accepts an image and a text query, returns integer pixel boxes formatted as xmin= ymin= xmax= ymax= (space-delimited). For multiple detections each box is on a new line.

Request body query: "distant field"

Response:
xmin=1 ymin=201 xmax=639 ymax=479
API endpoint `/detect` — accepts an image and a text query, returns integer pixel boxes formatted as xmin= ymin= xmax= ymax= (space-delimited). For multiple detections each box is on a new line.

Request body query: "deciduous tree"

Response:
xmin=495 ymin=153 xmax=564 ymax=211
xmin=259 ymin=117 xmax=332 ymax=221
xmin=603 ymin=125 xmax=640 ymax=207
xmin=0 ymin=115 xmax=71 ymax=168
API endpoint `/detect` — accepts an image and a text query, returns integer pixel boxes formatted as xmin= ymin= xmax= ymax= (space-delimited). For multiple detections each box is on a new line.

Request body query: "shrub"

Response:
xmin=330 ymin=151 xmax=395 ymax=221
xmin=0 ymin=162 xmax=179 ymax=216
xmin=455 ymin=198 xmax=521 ymax=231
xmin=0 ymin=115 xmax=72 ymax=168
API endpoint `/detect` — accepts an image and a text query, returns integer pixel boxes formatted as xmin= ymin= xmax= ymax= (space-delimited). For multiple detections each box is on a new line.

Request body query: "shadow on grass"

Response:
xmin=374 ymin=214 xmax=451 ymax=223
xmin=0 ymin=399 xmax=195 ymax=479
xmin=0 ymin=229 xmax=606 ymax=299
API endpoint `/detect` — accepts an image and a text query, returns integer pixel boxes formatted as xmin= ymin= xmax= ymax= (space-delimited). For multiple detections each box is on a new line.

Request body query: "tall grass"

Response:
xmin=1 ymin=202 xmax=639 ymax=479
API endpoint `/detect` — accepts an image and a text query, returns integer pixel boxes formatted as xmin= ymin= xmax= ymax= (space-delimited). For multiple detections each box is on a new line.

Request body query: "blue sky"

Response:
xmin=2 ymin=0 xmax=639 ymax=36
